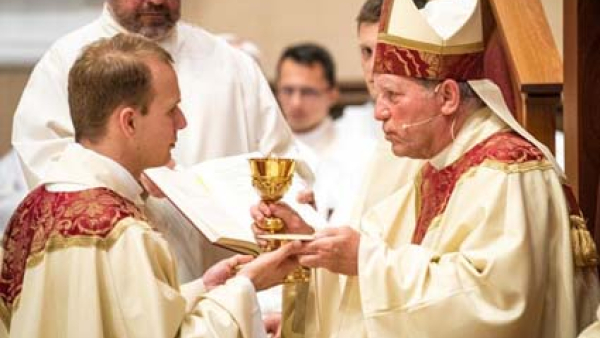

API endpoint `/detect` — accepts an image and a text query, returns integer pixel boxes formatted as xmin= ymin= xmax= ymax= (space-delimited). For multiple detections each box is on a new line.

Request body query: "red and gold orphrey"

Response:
xmin=412 ymin=131 xmax=544 ymax=244
xmin=0 ymin=187 xmax=146 ymax=309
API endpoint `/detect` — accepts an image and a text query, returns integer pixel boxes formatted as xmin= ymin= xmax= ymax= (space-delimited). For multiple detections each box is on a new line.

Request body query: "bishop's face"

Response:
xmin=108 ymin=0 xmax=181 ymax=41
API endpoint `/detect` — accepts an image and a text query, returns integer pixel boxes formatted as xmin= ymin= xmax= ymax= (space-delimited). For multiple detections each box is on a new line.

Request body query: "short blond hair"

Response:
xmin=68 ymin=33 xmax=173 ymax=142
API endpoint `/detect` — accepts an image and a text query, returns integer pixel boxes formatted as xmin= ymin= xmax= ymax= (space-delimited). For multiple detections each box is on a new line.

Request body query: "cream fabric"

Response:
xmin=295 ymin=117 xmax=375 ymax=226
xmin=0 ymin=144 xmax=266 ymax=338
xmin=303 ymin=108 xmax=600 ymax=338
xmin=11 ymin=5 xmax=301 ymax=284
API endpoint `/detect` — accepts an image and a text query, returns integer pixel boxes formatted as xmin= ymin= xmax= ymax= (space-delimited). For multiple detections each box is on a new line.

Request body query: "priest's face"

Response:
xmin=134 ymin=57 xmax=187 ymax=169
xmin=358 ymin=22 xmax=379 ymax=100
xmin=276 ymin=59 xmax=339 ymax=133
xmin=108 ymin=0 xmax=181 ymax=41
xmin=374 ymin=74 xmax=449 ymax=159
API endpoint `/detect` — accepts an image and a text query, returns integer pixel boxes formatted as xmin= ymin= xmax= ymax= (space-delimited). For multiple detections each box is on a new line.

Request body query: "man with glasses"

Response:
xmin=275 ymin=43 xmax=374 ymax=224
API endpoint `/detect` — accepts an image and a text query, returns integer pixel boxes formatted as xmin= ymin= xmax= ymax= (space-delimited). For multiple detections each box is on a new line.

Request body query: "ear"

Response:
xmin=437 ymin=79 xmax=461 ymax=116
xmin=327 ymin=87 xmax=340 ymax=106
xmin=116 ymin=106 xmax=139 ymax=138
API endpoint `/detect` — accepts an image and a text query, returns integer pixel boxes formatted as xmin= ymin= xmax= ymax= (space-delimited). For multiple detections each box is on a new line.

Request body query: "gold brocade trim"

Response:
xmin=414 ymin=170 xmax=423 ymax=227
xmin=480 ymin=159 xmax=553 ymax=174
xmin=0 ymin=299 xmax=10 ymax=330
xmin=378 ymin=33 xmax=484 ymax=55
xmin=26 ymin=217 xmax=151 ymax=269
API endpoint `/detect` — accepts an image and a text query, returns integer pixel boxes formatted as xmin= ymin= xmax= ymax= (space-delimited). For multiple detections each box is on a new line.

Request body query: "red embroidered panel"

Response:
xmin=0 ymin=187 xmax=145 ymax=309
xmin=412 ymin=131 xmax=545 ymax=244
xmin=373 ymin=43 xmax=484 ymax=81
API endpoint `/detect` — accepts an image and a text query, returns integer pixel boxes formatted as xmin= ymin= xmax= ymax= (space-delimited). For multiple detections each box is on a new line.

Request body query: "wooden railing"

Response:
xmin=483 ymin=0 xmax=563 ymax=154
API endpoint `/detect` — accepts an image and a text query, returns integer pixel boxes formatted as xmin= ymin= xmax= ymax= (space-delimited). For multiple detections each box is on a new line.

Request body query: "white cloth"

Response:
xmin=0 ymin=143 xmax=266 ymax=338
xmin=336 ymin=101 xmax=382 ymax=142
xmin=11 ymin=5 xmax=300 ymax=285
xmin=294 ymin=117 xmax=375 ymax=226
xmin=0 ymin=150 xmax=27 ymax=233
xmin=303 ymin=108 xmax=600 ymax=338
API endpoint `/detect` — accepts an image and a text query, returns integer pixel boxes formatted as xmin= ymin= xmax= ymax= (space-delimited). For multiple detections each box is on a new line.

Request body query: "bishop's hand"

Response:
xmin=250 ymin=202 xmax=315 ymax=247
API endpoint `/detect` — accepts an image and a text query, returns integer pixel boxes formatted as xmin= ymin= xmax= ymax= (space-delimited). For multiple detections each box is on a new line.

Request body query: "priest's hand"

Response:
xmin=239 ymin=241 xmax=301 ymax=291
xmin=263 ymin=312 xmax=282 ymax=338
xmin=298 ymin=227 xmax=360 ymax=276
xmin=203 ymin=254 xmax=254 ymax=291
xmin=296 ymin=188 xmax=316 ymax=210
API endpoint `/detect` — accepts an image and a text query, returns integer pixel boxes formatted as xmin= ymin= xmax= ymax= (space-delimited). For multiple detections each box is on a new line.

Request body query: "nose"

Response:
xmin=289 ymin=90 xmax=303 ymax=108
xmin=374 ymin=98 xmax=390 ymax=122
xmin=176 ymin=107 xmax=187 ymax=130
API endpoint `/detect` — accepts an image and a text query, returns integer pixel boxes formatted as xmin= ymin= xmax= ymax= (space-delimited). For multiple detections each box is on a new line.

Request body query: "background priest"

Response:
xmin=252 ymin=0 xmax=600 ymax=337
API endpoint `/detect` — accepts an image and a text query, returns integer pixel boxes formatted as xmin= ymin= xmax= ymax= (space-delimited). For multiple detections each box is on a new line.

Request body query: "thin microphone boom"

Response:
xmin=400 ymin=114 xmax=442 ymax=130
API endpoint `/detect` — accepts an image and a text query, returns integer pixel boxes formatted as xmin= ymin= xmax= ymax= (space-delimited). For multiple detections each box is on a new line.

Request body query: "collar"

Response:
xmin=42 ymin=143 xmax=145 ymax=207
xmin=100 ymin=4 xmax=180 ymax=55
xmin=294 ymin=117 xmax=335 ymax=157
xmin=429 ymin=107 xmax=508 ymax=170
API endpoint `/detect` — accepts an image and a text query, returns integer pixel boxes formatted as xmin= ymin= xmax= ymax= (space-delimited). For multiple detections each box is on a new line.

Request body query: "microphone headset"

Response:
xmin=400 ymin=83 xmax=443 ymax=130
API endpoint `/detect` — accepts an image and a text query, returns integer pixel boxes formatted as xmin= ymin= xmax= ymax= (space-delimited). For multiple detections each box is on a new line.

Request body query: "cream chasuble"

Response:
xmin=0 ymin=144 xmax=266 ymax=338
xmin=303 ymin=108 xmax=600 ymax=338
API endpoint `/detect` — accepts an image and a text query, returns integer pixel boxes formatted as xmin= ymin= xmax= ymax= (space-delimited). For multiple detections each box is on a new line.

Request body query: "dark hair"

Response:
xmin=356 ymin=0 xmax=383 ymax=26
xmin=413 ymin=0 xmax=428 ymax=9
xmin=68 ymin=33 xmax=173 ymax=143
xmin=276 ymin=43 xmax=337 ymax=88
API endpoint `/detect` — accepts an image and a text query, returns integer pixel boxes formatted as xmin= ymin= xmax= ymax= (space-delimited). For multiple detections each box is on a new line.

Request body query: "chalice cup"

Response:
xmin=249 ymin=157 xmax=295 ymax=251
xmin=249 ymin=158 xmax=310 ymax=283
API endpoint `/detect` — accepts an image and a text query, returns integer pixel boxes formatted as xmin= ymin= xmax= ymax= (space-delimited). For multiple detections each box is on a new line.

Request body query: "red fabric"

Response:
xmin=0 ymin=186 xmax=145 ymax=308
xmin=412 ymin=131 xmax=544 ymax=244
xmin=374 ymin=43 xmax=484 ymax=82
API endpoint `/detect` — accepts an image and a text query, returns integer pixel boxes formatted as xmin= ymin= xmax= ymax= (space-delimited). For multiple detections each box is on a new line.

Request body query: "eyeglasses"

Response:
xmin=277 ymin=86 xmax=330 ymax=100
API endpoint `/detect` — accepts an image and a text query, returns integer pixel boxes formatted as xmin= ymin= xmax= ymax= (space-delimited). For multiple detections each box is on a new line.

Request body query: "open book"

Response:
xmin=144 ymin=153 xmax=325 ymax=256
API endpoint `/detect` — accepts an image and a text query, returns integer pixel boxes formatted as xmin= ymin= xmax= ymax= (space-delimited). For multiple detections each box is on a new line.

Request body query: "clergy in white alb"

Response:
xmin=251 ymin=0 xmax=600 ymax=337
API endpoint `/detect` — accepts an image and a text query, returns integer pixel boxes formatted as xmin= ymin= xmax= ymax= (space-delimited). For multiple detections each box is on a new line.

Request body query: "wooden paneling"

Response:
xmin=564 ymin=0 xmax=600 ymax=241
xmin=486 ymin=0 xmax=562 ymax=154
xmin=182 ymin=0 xmax=366 ymax=82
xmin=0 ymin=67 xmax=31 ymax=156
xmin=488 ymin=0 xmax=562 ymax=93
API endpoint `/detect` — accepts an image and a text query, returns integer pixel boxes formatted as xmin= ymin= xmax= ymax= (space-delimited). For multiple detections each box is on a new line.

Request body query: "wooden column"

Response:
xmin=564 ymin=0 xmax=600 ymax=241
xmin=487 ymin=0 xmax=562 ymax=153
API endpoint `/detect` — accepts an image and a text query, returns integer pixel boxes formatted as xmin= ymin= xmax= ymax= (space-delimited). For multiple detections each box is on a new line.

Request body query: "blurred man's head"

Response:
xmin=275 ymin=43 xmax=339 ymax=133
xmin=356 ymin=0 xmax=383 ymax=99
xmin=107 ymin=0 xmax=181 ymax=41
xmin=69 ymin=33 xmax=187 ymax=177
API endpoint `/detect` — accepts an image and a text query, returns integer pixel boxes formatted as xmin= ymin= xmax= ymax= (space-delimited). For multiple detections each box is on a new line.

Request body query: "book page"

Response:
xmin=145 ymin=153 xmax=327 ymax=254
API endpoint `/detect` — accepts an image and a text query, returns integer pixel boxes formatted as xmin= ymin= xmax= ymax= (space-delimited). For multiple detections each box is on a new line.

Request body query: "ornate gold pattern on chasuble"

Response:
xmin=412 ymin=131 xmax=546 ymax=244
xmin=0 ymin=187 xmax=146 ymax=311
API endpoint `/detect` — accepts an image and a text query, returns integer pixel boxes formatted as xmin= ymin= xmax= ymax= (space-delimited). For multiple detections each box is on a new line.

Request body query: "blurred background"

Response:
xmin=0 ymin=0 xmax=563 ymax=156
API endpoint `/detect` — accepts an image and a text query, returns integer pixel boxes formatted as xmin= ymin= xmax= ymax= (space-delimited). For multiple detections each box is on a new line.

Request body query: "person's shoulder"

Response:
xmin=177 ymin=22 xmax=257 ymax=65
xmin=40 ymin=17 xmax=105 ymax=66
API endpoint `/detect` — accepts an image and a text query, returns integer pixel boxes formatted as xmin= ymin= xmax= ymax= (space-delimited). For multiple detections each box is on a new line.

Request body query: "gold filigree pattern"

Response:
xmin=0 ymin=187 xmax=146 ymax=311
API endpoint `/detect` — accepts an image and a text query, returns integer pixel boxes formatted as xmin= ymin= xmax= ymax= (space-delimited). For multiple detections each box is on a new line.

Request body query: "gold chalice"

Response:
xmin=249 ymin=158 xmax=310 ymax=283
xmin=249 ymin=158 xmax=295 ymax=244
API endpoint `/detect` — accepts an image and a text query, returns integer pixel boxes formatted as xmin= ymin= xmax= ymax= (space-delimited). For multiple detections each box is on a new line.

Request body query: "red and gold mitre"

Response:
xmin=374 ymin=0 xmax=484 ymax=81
